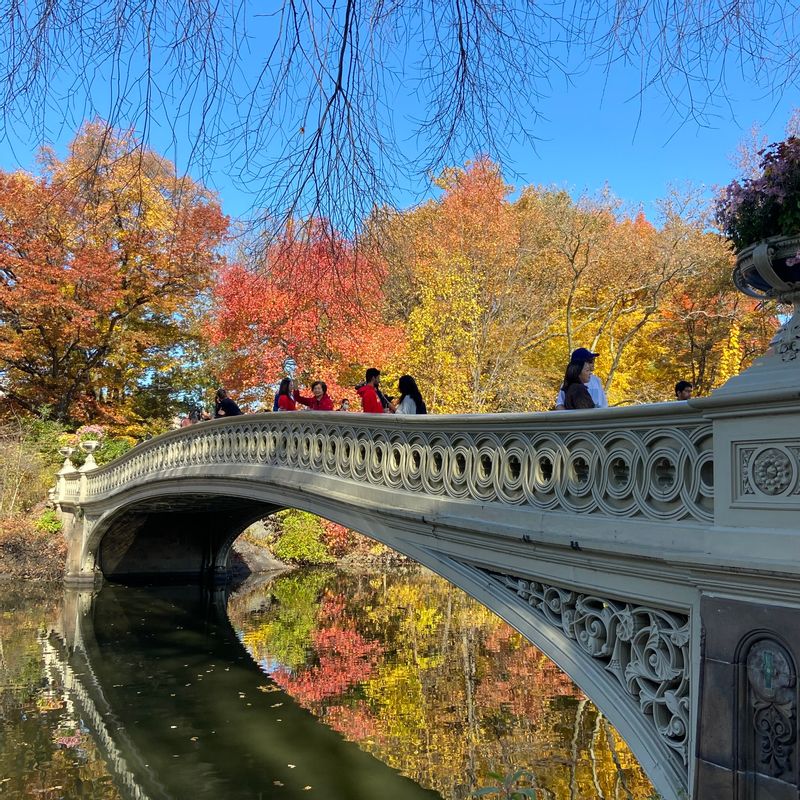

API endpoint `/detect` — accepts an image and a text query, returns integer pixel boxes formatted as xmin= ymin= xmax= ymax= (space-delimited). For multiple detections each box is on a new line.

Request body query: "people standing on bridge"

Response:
xmin=554 ymin=348 xmax=607 ymax=410
xmin=180 ymin=408 xmax=201 ymax=427
xmin=394 ymin=375 xmax=427 ymax=414
xmin=276 ymin=377 xmax=298 ymax=411
xmin=356 ymin=368 xmax=389 ymax=413
xmin=560 ymin=362 xmax=595 ymax=409
xmin=674 ymin=380 xmax=693 ymax=401
xmin=294 ymin=380 xmax=334 ymax=411
xmin=214 ymin=389 xmax=243 ymax=418
xmin=338 ymin=398 xmax=351 ymax=412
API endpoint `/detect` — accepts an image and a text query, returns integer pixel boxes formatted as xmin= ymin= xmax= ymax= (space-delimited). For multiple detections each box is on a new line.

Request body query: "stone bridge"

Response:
xmin=52 ymin=348 xmax=800 ymax=800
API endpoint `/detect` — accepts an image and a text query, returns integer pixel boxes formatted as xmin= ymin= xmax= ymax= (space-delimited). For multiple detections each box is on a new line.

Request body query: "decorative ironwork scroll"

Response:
xmin=482 ymin=569 xmax=690 ymax=778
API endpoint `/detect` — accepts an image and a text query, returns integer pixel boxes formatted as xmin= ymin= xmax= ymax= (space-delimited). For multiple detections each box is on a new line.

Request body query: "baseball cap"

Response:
xmin=570 ymin=347 xmax=599 ymax=363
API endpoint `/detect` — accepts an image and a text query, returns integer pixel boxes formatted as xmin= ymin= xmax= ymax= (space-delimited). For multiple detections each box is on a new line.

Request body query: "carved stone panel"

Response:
xmin=698 ymin=596 xmax=800 ymax=800
xmin=744 ymin=639 xmax=797 ymax=781
xmin=735 ymin=440 xmax=800 ymax=506
xmin=481 ymin=569 xmax=690 ymax=785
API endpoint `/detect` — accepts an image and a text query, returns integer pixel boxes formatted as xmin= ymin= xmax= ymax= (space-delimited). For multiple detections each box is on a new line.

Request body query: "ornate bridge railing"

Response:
xmin=62 ymin=403 xmax=713 ymax=524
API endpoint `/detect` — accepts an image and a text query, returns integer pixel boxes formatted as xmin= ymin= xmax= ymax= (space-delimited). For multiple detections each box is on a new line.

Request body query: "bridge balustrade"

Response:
xmin=71 ymin=404 xmax=713 ymax=525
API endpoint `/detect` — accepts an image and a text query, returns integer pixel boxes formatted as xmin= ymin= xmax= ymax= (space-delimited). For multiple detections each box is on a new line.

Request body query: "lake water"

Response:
xmin=0 ymin=569 xmax=655 ymax=799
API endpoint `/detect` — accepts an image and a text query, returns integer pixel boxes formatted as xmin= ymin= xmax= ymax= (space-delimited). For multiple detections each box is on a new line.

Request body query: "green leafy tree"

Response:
xmin=271 ymin=510 xmax=336 ymax=565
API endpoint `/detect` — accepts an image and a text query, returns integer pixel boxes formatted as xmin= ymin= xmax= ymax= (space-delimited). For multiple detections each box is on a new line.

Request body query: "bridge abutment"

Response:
xmin=696 ymin=596 xmax=800 ymax=799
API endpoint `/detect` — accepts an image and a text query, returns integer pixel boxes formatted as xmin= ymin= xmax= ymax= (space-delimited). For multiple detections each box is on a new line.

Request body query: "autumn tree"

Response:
xmin=378 ymin=160 xmax=775 ymax=410
xmin=654 ymin=256 xmax=774 ymax=394
xmin=209 ymin=220 xmax=402 ymax=405
xmin=0 ymin=122 xmax=229 ymax=422
xmin=377 ymin=159 xmax=564 ymax=413
xmin=525 ymin=189 xmax=747 ymax=403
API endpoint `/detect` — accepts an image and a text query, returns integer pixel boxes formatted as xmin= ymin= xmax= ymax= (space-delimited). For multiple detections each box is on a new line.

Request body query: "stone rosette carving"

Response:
xmin=752 ymin=448 xmax=793 ymax=495
xmin=746 ymin=639 xmax=797 ymax=778
xmin=738 ymin=442 xmax=799 ymax=499
xmin=483 ymin=570 xmax=690 ymax=778
xmin=74 ymin=415 xmax=715 ymax=524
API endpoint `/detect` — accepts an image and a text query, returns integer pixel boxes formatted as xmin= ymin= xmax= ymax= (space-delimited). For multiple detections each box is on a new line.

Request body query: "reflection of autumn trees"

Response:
xmin=272 ymin=623 xmax=383 ymax=704
xmin=230 ymin=569 xmax=657 ymax=799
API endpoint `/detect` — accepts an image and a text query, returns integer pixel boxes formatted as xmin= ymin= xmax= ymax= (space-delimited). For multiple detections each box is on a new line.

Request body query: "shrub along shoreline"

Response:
xmin=0 ymin=516 xmax=66 ymax=580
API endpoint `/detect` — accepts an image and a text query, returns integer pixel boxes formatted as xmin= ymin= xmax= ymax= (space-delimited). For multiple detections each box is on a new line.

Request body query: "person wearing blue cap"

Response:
xmin=554 ymin=348 xmax=608 ymax=410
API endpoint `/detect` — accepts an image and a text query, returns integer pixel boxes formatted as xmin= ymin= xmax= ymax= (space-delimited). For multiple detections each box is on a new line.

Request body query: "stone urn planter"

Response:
xmin=79 ymin=440 xmax=101 ymax=471
xmin=732 ymin=234 xmax=800 ymax=299
xmin=732 ymin=234 xmax=800 ymax=364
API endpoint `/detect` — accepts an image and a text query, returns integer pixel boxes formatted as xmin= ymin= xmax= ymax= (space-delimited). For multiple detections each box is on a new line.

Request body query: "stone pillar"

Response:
xmin=692 ymin=295 xmax=800 ymax=799
xmin=63 ymin=511 xmax=102 ymax=589
xmin=696 ymin=597 xmax=799 ymax=799
xmin=77 ymin=440 xmax=100 ymax=504
xmin=54 ymin=446 xmax=77 ymax=510
xmin=62 ymin=441 xmax=102 ymax=588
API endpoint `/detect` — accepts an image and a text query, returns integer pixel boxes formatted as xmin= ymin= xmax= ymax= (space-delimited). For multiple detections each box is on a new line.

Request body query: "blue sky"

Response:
xmin=0 ymin=10 xmax=795 ymax=224
xmin=513 ymin=63 xmax=797 ymax=215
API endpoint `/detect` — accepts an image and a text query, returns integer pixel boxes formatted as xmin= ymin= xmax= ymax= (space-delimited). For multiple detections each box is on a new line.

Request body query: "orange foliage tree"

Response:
xmin=0 ymin=123 xmax=229 ymax=422
xmin=209 ymin=221 xmax=402 ymax=405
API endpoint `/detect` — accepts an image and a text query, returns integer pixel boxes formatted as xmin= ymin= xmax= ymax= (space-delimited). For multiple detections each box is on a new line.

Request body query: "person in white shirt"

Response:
xmin=554 ymin=348 xmax=608 ymax=409
xmin=394 ymin=375 xmax=427 ymax=414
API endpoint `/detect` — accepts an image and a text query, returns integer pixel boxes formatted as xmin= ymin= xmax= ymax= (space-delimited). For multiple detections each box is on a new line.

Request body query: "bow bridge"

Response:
xmin=52 ymin=348 xmax=800 ymax=800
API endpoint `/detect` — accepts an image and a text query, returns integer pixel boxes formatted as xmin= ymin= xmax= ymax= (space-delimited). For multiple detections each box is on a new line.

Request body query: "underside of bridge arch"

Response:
xmin=97 ymin=494 xmax=279 ymax=582
xmin=83 ymin=486 xmax=689 ymax=799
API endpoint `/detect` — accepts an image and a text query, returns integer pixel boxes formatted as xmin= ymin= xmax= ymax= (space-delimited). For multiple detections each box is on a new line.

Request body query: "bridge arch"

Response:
xmin=67 ymin=462 xmax=693 ymax=799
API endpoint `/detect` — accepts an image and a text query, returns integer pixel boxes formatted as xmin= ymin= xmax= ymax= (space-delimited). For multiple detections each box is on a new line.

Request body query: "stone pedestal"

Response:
xmin=696 ymin=596 xmax=799 ymax=799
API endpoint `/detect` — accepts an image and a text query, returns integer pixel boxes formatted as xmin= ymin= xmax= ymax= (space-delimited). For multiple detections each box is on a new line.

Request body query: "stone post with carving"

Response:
xmin=691 ymin=282 xmax=800 ymax=799
xmin=55 ymin=446 xmax=77 ymax=507
xmin=77 ymin=440 xmax=100 ymax=504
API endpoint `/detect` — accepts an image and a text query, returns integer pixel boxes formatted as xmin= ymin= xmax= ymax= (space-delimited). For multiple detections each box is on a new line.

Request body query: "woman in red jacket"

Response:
xmin=276 ymin=377 xmax=297 ymax=411
xmin=294 ymin=380 xmax=334 ymax=411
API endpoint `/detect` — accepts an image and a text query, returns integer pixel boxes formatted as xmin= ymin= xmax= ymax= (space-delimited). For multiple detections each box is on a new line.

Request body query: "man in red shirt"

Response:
xmin=356 ymin=368 xmax=385 ymax=413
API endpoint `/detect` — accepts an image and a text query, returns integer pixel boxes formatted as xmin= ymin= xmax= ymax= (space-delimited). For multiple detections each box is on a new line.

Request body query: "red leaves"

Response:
xmin=209 ymin=223 xmax=402 ymax=403
xmin=271 ymin=624 xmax=382 ymax=705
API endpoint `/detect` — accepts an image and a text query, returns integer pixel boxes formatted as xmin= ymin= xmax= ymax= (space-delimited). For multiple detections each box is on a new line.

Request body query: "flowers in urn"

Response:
xmin=75 ymin=424 xmax=106 ymax=441
xmin=715 ymin=136 xmax=800 ymax=299
xmin=716 ymin=136 xmax=800 ymax=254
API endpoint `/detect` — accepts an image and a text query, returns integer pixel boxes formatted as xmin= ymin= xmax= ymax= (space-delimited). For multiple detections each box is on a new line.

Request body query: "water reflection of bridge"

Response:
xmin=49 ymin=584 xmax=441 ymax=800
xmin=53 ymin=346 xmax=800 ymax=800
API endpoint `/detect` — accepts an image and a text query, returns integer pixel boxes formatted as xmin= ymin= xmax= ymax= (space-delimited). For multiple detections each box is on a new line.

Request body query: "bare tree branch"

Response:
xmin=0 ymin=0 xmax=797 ymax=232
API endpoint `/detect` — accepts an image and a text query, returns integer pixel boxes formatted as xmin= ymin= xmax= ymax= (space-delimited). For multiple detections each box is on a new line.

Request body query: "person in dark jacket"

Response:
xmin=294 ymin=380 xmax=334 ymax=411
xmin=560 ymin=362 xmax=595 ymax=410
xmin=214 ymin=389 xmax=243 ymax=418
